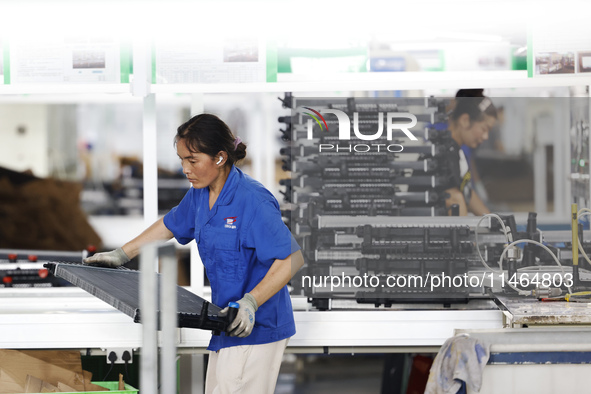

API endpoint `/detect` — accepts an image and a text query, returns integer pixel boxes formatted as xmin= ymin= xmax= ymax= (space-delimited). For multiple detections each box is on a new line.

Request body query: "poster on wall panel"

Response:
xmin=9 ymin=37 xmax=122 ymax=84
xmin=531 ymin=22 xmax=591 ymax=78
xmin=154 ymin=37 xmax=268 ymax=84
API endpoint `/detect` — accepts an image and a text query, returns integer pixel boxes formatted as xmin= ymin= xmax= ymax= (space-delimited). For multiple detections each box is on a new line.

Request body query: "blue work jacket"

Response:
xmin=163 ymin=165 xmax=299 ymax=351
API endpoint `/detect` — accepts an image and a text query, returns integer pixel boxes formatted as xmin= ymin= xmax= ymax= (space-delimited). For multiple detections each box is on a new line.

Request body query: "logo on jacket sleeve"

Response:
xmin=224 ymin=217 xmax=238 ymax=229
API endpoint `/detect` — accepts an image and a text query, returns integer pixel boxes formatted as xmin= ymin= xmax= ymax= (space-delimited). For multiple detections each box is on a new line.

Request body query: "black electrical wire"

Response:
xmin=103 ymin=352 xmax=117 ymax=381
xmin=122 ymin=350 xmax=132 ymax=383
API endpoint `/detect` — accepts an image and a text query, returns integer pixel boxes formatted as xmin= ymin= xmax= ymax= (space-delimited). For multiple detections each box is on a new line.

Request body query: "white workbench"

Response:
xmin=0 ymin=287 xmax=503 ymax=352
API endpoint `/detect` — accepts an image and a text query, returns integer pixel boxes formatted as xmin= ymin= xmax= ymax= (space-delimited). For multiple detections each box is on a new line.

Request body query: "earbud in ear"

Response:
xmin=216 ymin=157 xmax=223 ymax=165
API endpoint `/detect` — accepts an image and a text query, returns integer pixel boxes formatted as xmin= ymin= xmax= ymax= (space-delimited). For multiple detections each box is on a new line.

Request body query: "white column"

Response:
xmin=262 ymin=93 xmax=276 ymax=192
xmin=133 ymin=36 xmax=158 ymax=227
xmin=533 ymin=145 xmax=547 ymax=214
xmin=140 ymin=243 xmax=158 ymax=394
xmin=131 ymin=38 xmax=151 ymax=98
xmin=160 ymin=244 xmax=178 ymax=394
xmin=250 ymin=93 xmax=275 ymax=191
xmin=554 ymin=98 xmax=570 ymax=218
xmin=589 ymin=89 xmax=591 ymax=209
xmin=143 ymin=94 xmax=159 ymax=227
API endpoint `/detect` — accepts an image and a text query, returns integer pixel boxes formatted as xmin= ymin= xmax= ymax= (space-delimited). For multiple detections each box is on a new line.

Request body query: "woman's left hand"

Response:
xmin=224 ymin=293 xmax=258 ymax=338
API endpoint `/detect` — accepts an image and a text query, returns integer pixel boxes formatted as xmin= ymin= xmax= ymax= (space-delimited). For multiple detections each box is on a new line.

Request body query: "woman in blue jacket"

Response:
xmin=85 ymin=114 xmax=304 ymax=394
xmin=443 ymin=93 xmax=497 ymax=216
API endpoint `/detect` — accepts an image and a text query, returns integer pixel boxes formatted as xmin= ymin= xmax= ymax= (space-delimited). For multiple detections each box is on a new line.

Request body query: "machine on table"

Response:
xmin=0 ymin=249 xmax=87 ymax=288
xmin=278 ymin=95 xmax=591 ymax=310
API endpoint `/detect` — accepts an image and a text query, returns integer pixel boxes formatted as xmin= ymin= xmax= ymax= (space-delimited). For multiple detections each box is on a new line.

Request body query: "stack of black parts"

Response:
xmin=279 ymin=96 xmax=473 ymax=309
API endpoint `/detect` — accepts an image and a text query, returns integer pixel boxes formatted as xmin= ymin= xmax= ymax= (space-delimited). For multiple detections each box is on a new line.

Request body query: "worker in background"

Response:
xmin=444 ymin=91 xmax=498 ymax=216
xmin=84 ymin=114 xmax=304 ymax=394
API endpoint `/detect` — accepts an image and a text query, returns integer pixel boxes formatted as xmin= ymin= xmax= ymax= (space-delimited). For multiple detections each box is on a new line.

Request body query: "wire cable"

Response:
xmin=102 ymin=363 xmax=114 ymax=381
xmin=474 ymin=213 xmax=511 ymax=272
xmin=122 ymin=350 xmax=132 ymax=383
xmin=499 ymin=239 xmax=573 ymax=295
xmin=474 ymin=214 xmax=528 ymax=294
xmin=475 ymin=214 xmax=572 ymax=295
xmin=103 ymin=352 xmax=117 ymax=381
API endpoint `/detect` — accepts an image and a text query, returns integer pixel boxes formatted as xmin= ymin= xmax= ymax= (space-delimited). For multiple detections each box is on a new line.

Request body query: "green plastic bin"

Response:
xmin=47 ymin=381 xmax=139 ymax=393
xmin=91 ymin=382 xmax=138 ymax=393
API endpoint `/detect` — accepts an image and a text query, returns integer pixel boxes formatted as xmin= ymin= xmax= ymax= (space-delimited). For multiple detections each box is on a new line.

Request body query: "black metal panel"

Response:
xmin=44 ymin=263 xmax=232 ymax=333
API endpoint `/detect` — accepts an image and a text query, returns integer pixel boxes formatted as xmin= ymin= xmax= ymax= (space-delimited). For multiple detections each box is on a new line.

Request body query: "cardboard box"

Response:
xmin=0 ymin=350 xmax=110 ymax=393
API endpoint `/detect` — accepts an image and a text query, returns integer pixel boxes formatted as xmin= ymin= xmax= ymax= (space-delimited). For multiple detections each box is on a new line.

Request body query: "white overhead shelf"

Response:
xmin=150 ymin=71 xmax=588 ymax=93
xmin=1 ymin=71 xmax=589 ymax=96
xmin=0 ymin=84 xmax=130 ymax=95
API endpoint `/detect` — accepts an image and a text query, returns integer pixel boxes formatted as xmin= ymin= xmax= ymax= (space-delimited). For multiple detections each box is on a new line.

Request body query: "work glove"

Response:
xmin=83 ymin=248 xmax=130 ymax=268
xmin=221 ymin=293 xmax=258 ymax=338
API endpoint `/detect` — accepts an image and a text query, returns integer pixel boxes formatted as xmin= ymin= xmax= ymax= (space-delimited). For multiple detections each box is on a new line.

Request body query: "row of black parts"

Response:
xmin=280 ymin=143 xmax=443 ymax=159
xmin=300 ymin=190 xmax=441 ymax=204
xmin=292 ymin=207 xmax=449 ymax=230
xmin=356 ymin=225 xmax=472 ymax=254
xmin=0 ymin=268 xmax=63 ymax=287
xmin=286 ymin=159 xmax=440 ymax=174
xmin=304 ymin=201 xmax=436 ymax=215
xmin=309 ymin=291 xmax=469 ymax=310
xmin=293 ymin=175 xmax=451 ymax=188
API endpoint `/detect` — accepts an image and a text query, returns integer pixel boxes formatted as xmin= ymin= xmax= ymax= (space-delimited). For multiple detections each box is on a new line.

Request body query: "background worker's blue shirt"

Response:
xmin=163 ymin=165 xmax=300 ymax=351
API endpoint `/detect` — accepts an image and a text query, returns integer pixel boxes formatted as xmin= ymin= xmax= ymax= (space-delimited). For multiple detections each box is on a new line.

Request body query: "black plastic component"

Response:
xmin=227 ymin=305 xmax=238 ymax=325
xmin=278 ymin=92 xmax=293 ymax=109
xmin=44 ymin=262 xmax=234 ymax=333
xmin=356 ymin=293 xmax=469 ymax=306
xmin=122 ymin=351 xmax=132 ymax=363
xmin=522 ymin=212 xmax=538 ymax=266
xmin=573 ymin=261 xmax=580 ymax=288
xmin=108 ymin=351 xmax=118 ymax=363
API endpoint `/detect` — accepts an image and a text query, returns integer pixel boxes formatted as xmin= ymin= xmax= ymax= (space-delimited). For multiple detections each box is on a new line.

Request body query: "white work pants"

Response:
xmin=205 ymin=338 xmax=288 ymax=394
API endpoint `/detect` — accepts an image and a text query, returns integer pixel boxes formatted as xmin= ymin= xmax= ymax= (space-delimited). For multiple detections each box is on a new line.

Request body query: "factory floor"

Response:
xmin=275 ymin=354 xmax=383 ymax=394
xmin=274 ymin=353 xmax=433 ymax=394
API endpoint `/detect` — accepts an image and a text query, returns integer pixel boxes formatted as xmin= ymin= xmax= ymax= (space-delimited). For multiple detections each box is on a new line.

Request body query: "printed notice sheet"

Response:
xmin=154 ymin=37 xmax=266 ymax=84
xmin=10 ymin=37 xmax=121 ymax=84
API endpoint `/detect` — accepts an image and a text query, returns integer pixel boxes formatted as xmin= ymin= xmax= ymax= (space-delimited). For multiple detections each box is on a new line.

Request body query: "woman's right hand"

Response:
xmin=83 ymin=248 xmax=130 ymax=268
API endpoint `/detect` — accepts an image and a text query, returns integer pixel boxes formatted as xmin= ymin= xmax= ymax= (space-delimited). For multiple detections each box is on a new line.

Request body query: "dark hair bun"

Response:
xmin=235 ymin=142 xmax=247 ymax=162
